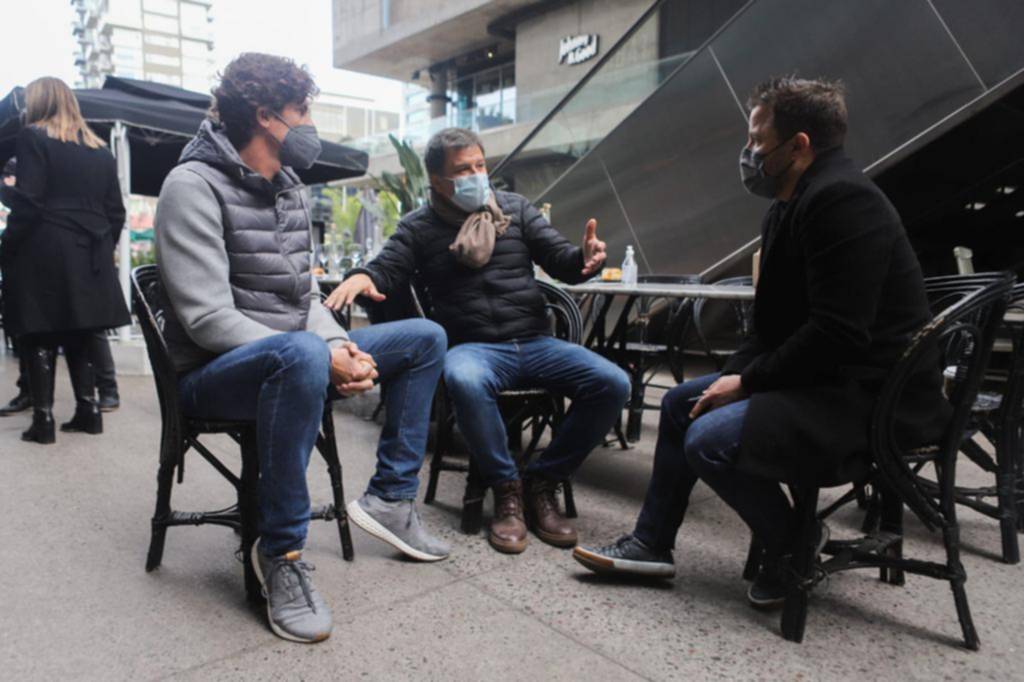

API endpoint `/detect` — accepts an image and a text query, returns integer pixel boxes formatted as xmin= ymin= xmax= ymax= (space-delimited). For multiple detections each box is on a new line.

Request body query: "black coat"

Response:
xmin=355 ymin=191 xmax=590 ymax=346
xmin=722 ymin=148 xmax=949 ymax=486
xmin=0 ymin=126 xmax=129 ymax=336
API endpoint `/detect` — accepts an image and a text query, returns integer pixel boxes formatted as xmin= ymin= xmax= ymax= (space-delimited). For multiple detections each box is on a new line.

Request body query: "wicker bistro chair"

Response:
xmin=745 ymin=273 xmax=1013 ymax=648
xmin=920 ymin=275 xmax=1024 ymax=564
xmin=131 ymin=265 xmax=354 ymax=603
xmin=421 ymin=280 xmax=584 ymax=534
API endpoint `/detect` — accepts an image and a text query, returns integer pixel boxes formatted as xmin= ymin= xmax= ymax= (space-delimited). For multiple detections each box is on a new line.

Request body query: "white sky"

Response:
xmin=0 ymin=0 xmax=405 ymax=111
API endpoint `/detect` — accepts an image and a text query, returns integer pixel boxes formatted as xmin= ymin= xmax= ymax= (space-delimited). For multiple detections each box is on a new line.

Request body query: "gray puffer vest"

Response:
xmin=160 ymin=120 xmax=313 ymax=370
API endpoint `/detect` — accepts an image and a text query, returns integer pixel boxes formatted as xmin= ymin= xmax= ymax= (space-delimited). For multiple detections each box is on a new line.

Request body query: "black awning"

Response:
xmin=0 ymin=77 xmax=368 ymax=196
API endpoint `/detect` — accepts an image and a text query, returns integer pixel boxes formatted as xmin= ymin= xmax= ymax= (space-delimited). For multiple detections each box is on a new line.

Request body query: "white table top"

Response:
xmin=560 ymin=281 xmax=756 ymax=301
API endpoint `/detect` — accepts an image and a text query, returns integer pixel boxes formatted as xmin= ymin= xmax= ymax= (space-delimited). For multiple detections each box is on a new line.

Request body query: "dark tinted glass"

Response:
xmin=714 ymin=0 xmax=984 ymax=164
xmin=930 ymin=0 xmax=1024 ymax=86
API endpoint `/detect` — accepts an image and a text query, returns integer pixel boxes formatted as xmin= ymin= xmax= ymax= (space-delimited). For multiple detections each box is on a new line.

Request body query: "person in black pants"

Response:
xmin=574 ymin=77 xmax=948 ymax=608
xmin=91 ymin=330 xmax=119 ymax=411
xmin=0 ymin=158 xmax=31 ymax=417
xmin=1 ymin=77 xmax=129 ymax=443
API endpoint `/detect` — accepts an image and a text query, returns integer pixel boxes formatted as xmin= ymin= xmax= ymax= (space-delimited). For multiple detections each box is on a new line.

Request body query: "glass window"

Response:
xmin=181 ymin=38 xmax=208 ymax=57
xmin=142 ymin=0 xmax=178 ymax=16
xmin=346 ymin=107 xmax=367 ymax=138
xmin=143 ymin=12 xmax=178 ymax=34
xmin=107 ymin=0 xmax=142 ymax=28
xmin=146 ymin=52 xmax=181 ymax=67
xmin=110 ymin=27 xmax=142 ymax=47
xmin=144 ymin=33 xmax=178 ymax=48
xmin=179 ymin=2 xmax=209 ymax=38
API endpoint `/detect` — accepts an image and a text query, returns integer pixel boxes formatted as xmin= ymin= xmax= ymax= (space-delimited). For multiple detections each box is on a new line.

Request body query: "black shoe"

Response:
xmin=98 ymin=393 xmax=120 ymax=412
xmin=0 ymin=392 xmax=31 ymax=416
xmin=60 ymin=405 xmax=102 ymax=434
xmin=22 ymin=410 xmax=56 ymax=444
xmin=572 ymin=534 xmax=675 ymax=578
xmin=747 ymin=522 xmax=830 ymax=610
xmin=60 ymin=340 xmax=103 ymax=434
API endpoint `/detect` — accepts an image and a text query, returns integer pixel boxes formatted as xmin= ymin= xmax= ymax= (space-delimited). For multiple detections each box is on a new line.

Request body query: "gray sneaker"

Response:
xmin=347 ymin=494 xmax=450 ymax=562
xmin=251 ymin=539 xmax=333 ymax=643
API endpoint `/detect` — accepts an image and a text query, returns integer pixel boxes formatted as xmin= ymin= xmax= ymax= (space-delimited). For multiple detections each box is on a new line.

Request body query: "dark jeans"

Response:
xmin=178 ymin=319 xmax=446 ymax=557
xmin=443 ymin=335 xmax=630 ymax=486
xmin=633 ymin=373 xmax=795 ymax=558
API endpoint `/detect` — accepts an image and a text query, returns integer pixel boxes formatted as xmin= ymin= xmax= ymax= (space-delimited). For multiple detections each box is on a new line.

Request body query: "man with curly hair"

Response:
xmin=155 ymin=53 xmax=450 ymax=643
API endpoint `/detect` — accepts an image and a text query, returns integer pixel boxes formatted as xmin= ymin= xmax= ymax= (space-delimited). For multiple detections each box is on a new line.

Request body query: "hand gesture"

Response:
xmin=581 ymin=218 xmax=607 ymax=276
xmin=324 ymin=273 xmax=386 ymax=310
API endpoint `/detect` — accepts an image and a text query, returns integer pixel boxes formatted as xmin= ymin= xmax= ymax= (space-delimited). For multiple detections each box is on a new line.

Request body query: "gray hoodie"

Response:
xmin=155 ymin=120 xmax=347 ymax=372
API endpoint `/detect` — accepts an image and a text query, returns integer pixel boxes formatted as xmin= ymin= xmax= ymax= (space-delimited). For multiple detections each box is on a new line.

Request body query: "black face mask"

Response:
xmin=739 ymin=136 xmax=795 ymax=199
xmin=272 ymin=112 xmax=322 ymax=170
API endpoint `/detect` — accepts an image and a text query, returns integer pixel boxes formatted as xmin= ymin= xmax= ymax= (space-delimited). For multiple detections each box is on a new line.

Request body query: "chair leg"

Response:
xmin=625 ymin=361 xmax=645 ymax=443
xmin=424 ymin=410 xmax=452 ymax=506
xmin=995 ymin=441 xmax=1020 ymax=563
xmin=742 ymin=537 xmax=762 ymax=582
xmin=461 ymin=458 xmax=485 ymax=535
xmin=563 ymin=478 xmax=578 ymax=519
xmin=781 ymin=486 xmax=819 ymax=644
xmin=878 ymin=482 xmax=905 ymax=586
xmin=861 ymin=485 xmax=881 ymax=534
xmin=145 ymin=440 xmax=178 ymax=572
xmin=944 ymin=525 xmax=981 ymax=650
xmin=319 ymin=407 xmax=354 ymax=562
xmin=239 ymin=430 xmax=262 ymax=604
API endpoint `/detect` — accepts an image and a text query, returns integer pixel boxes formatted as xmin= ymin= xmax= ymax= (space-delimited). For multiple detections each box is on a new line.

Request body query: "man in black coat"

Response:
xmin=330 ymin=128 xmax=630 ymax=555
xmin=574 ymin=78 xmax=948 ymax=607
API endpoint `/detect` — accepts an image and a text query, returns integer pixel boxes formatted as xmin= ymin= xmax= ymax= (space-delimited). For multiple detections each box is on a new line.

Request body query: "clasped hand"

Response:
xmin=330 ymin=342 xmax=378 ymax=396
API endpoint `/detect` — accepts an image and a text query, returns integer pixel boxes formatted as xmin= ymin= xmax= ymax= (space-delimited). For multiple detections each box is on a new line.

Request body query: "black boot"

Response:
xmin=0 ymin=352 xmax=32 ymax=416
xmin=60 ymin=340 xmax=102 ymax=435
xmin=21 ymin=346 xmax=56 ymax=444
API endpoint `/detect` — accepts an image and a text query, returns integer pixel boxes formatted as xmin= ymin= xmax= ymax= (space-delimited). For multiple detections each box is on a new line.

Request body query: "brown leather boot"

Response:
xmin=489 ymin=479 xmax=528 ymax=554
xmin=525 ymin=476 xmax=577 ymax=547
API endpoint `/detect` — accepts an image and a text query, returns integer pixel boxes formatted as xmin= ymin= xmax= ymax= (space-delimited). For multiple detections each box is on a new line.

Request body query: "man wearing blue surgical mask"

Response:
xmin=331 ymin=128 xmax=630 ymax=556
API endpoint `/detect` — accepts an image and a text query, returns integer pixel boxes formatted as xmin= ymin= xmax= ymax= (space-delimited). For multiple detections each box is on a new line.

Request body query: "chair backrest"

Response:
xmin=871 ymin=273 xmax=1015 ymax=531
xmin=130 ymin=264 xmax=184 ymax=435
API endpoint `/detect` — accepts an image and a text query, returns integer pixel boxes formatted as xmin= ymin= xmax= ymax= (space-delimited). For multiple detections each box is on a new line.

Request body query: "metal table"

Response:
xmin=560 ymin=281 xmax=756 ymax=443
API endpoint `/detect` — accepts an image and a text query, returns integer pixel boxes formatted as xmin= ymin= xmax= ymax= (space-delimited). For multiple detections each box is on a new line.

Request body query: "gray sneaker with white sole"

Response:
xmin=573 ymin=534 xmax=676 ymax=578
xmin=347 ymin=494 xmax=450 ymax=562
xmin=251 ymin=539 xmax=332 ymax=643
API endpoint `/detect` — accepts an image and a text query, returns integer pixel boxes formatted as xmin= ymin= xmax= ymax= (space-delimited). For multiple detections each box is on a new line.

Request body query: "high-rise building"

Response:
xmin=72 ymin=0 xmax=215 ymax=92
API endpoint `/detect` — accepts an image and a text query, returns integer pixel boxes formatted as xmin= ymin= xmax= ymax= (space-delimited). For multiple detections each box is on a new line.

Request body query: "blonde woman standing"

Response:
xmin=0 ymin=77 xmax=128 ymax=444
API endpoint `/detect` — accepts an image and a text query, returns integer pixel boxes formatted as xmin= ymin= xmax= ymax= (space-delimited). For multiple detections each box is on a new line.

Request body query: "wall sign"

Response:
xmin=559 ymin=34 xmax=599 ymax=66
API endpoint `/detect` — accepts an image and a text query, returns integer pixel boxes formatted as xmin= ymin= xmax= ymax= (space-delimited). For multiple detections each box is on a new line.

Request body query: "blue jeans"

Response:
xmin=633 ymin=373 xmax=795 ymax=557
xmin=443 ymin=335 xmax=630 ymax=486
xmin=178 ymin=319 xmax=446 ymax=557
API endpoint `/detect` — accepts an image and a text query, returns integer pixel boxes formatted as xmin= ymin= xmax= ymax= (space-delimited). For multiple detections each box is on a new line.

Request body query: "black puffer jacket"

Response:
xmin=354 ymin=191 xmax=590 ymax=346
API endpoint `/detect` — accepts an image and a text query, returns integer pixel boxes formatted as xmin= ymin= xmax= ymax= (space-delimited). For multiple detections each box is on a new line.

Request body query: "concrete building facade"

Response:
xmin=72 ymin=0 xmax=215 ymax=92
xmin=332 ymin=0 xmax=652 ymax=177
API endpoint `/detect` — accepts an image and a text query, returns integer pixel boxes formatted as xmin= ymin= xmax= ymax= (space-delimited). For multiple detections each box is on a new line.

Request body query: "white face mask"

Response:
xmin=445 ymin=172 xmax=491 ymax=212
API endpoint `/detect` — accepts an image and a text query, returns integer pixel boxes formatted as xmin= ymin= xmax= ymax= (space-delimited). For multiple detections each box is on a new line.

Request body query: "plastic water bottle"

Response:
xmin=621 ymin=245 xmax=638 ymax=286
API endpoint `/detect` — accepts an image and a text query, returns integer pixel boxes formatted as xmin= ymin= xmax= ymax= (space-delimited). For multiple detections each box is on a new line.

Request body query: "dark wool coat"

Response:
xmin=353 ymin=191 xmax=591 ymax=346
xmin=722 ymin=147 xmax=950 ymax=487
xmin=1 ymin=125 xmax=129 ymax=336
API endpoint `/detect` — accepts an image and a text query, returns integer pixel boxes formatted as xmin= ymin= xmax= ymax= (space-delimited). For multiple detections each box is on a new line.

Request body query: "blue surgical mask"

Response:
xmin=447 ymin=172 xmax=491 ymax=212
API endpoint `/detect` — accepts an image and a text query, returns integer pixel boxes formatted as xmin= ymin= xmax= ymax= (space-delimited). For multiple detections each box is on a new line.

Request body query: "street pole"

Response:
xmin=110 ymin=121 xmax=132 ymax=343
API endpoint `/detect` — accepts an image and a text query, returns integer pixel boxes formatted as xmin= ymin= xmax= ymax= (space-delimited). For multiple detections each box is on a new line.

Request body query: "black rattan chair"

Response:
xmin=921 ymin=275 xmax=1024 ymax=564
xmin=422 ymin=280 xmax=584 ymax=533
xmin=132 ymin=265 xmax=354 ymax=603
xmin=748 ymin=273 xmax=1013 ymax=648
